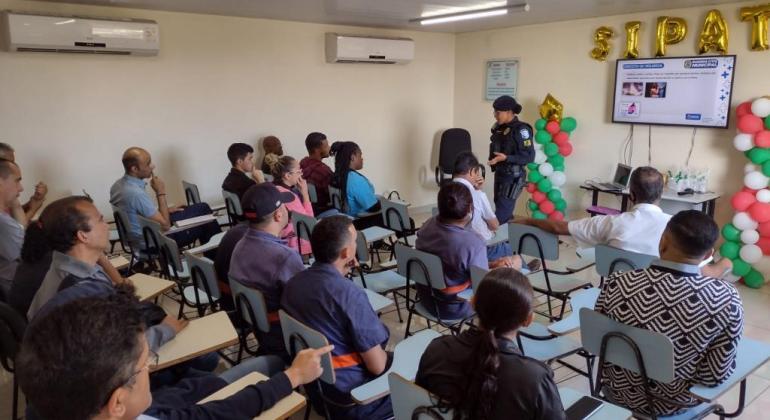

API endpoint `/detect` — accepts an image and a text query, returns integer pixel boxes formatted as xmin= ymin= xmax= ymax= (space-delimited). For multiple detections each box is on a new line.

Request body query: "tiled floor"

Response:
xmin=3 ymin=237 xmax=770 ymax=419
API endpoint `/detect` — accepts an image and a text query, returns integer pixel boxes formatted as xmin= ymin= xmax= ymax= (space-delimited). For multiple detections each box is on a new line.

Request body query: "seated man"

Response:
xmin=0 ymin=142 xmax=48 ymax=222
xmin=222 ymin=142 xmax=264 ymax=200
xmin=0 ymin=159 xmax=26 ymax=294
xmin=16 ymin=293 xmax=332 ymax=420
xmin=452 ymin=152 xmax=538 ymax=271
xmin=260 ymin=135 xmax=283 ymax=174
xmin=229 ymin=183 xmax=305 ymax=358
xmin=281 ymin=215 xmax=393 ymax=420
xmin=595 ymin=210 xmax=744 ymax=416
xmin=110 ymin=147 xmax=220 ymax=253
xmin=300 ymin=132 xmax=334 ymax=215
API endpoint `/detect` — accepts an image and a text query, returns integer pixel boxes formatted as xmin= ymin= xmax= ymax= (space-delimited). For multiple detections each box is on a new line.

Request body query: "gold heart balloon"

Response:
xmin=539 ymin=94 xmax=564 ymax=122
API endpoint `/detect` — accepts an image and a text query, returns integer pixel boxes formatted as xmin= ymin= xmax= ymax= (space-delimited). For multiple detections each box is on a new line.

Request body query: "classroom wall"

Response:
xmin=454 ymin=0 xmax=770 ymax=227
xmin=0 ymin=0 xmax=455 ymax=215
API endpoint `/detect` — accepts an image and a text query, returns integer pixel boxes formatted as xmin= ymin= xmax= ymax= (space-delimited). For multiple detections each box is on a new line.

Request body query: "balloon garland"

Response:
xmin=724 ymin=96 xmax=770 ymax=288
xmin=525 ymin=94 xmax=577 ymax=221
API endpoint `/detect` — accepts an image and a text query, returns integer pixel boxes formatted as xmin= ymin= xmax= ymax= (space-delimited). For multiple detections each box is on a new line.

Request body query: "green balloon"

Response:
xmin=528 ymin=200 xmax=539 ymax=211
xmin=535 ymin=131 xmax=552 ymax=144
xmin=744 ymin=269 xmax=765 ymax=288
xmin=731 ymin=258 xmax=751 ymax=277
xmin=553 ymin=165 xmax=565 ymax=172
xmin=555 ymin=199 xmax=567 ymax=211
xmin=721 ymin=224 xmax=741 ymax=242
xmin=560 ymin=117 xmax=577 ymax=133
xmin=538 ymin=178 xmax=553 ymax=193
xmin=528 ymin=171 xmax=543 ymax=183
xmin=533 ymin=210 xmax=547 ymax=220
xmin=748 ymin=147 xmax=770 ymax=165
xmin=720 ymin=241 xmax=741 ymax=260
xmin=548 ymin=154 xmax=565 ymax=166
xmin=544 ymin=143 xmax=559 ymax=157
xmin=763 ymin=160 xmax=770 ymax=177
xmin=527 ymin=162 xmax=539 ymax=171
xmin=535 ymin=118 xmax=547 ymax=130
xmin=765 ymin=115 xmax=770 ymax=130
xmin=547 ymin=189 xmax=562 ymax=202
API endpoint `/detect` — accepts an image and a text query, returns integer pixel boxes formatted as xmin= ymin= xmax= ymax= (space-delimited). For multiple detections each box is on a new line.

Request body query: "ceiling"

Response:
xmin=32 ymin=0 xmax=740 ymax=33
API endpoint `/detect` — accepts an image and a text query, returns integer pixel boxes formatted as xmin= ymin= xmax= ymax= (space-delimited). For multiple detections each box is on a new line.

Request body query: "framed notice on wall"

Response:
xmin=485 ymin=59 xmax=519 ymax=101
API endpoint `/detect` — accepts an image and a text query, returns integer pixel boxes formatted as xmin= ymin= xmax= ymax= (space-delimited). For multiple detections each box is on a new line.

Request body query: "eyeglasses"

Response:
xmin=104 ymin=350 xmax=158 ymax=405
xmin=289 ymin=169 xmax=302 ymax=175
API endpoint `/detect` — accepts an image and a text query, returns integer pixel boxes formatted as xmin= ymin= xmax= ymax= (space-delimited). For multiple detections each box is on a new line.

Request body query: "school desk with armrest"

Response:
xmin=198 ymin=371 xmax=306 ymax=420
xmin=154 ymin=311 xmax=239 ymax=371
xmin=130 ymin=273 xmax=175 ymax=302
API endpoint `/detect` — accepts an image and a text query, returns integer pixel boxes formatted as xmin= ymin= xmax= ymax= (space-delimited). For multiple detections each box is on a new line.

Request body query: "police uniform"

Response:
xmin=489 ymin=96 xmax=535 ymax=223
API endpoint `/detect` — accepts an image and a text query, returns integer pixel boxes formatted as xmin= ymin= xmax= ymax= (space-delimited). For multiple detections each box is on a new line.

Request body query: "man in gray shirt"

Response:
xmin=0 ymin=159 xmax=27 ymax=294
xmin=0 ymin=143 xmax=48 ymax=223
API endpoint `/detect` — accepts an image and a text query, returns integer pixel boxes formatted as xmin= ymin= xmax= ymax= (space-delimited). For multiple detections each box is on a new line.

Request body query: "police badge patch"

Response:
xmin=519 ymin=128 xmax=531 ymax=140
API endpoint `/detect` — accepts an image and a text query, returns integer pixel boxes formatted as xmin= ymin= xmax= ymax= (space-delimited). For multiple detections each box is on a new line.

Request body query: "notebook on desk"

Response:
xmin=174 ymin=214 xmax=216 ymax=228
xmin=592 ymin=164 xmax=632 ymax=191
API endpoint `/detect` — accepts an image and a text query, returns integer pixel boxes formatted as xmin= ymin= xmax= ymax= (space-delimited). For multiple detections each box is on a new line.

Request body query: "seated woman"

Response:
xmin=264 ymin=153 xmax=314 ymax=255
xmin=416 ymin=268 xmax=566 ymax=419
xmin=330 ymin=141 xmax=382 ymax=229
xmin=416 ymin=183 xmax=527 ymax=320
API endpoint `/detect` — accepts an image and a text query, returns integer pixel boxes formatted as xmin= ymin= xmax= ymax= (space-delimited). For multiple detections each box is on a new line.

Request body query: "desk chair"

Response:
xmin=329 ymin=185 xmax=345 ymax=213
xmin=389 ymin=373 xmax=452 ymax=420
xmin=0 ymin=302 xmax=26 ymax=420
xmin=136 ymin=215 xmax=166 ymax=271
xmin=182 ymin=180 xmax=201 ymax=205
xmin=580 ymin=308 xmax=770 ymax=419
xmin=379 ymin=196 xmax=416 ymax=253
xmin=435 ymin=128 xmax=476 ymax=186
xmin=186 ymin=254 xmax=222 ymax=317
xmin=291 ymin=211 xmax=317 ymax=258
xmin=396 ymin=244 xmax=473 ymax=339
xmin=307 ymin=182 xmax=318 ymax=204
xmin=112 ymin=206 xmax=138 ymax=272
xmin=155 ymin=232 xmax=196 ymax=319
xmin=222 ymin=189 xmax=243 ymax=227
xmin=594 ymin=244 xmax=656 ymax=288
xmin=508 ymin=223 xmax=592 ymax=321
xmin=230 ymin=279 xmax=271 ymax=362
xmin=352 ymin=231 xmax=407 ymax=322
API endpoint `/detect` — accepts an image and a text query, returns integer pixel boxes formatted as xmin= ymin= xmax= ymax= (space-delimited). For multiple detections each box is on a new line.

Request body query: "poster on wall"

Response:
xmin=485 ymin=59 xmax=519 ymax=101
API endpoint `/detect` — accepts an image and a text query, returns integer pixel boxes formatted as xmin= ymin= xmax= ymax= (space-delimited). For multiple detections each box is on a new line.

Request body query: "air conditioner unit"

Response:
xmin=0 ymin=11 xmax=159 ymax=56
xmin=325 ymin=33 xmax=413 ymax=64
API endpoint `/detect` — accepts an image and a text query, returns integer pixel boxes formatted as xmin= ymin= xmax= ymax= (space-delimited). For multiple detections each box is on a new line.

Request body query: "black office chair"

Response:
xmin=435 ymin=128 xmax=482 ymax=186
xmin=0 ymin=301 xmax=27 ymax=420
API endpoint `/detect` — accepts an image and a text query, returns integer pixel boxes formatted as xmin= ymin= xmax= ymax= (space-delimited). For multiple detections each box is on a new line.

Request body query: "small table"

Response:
xmin=109 ymin=255 xmax=130 ymax=270
xmin=185 ymin=231 xmax=226 ymax=255
xmin=198 ymin=372 xmax=306 ymax=420
xmin=167 ymin=214 xmax=218 ymax=235
xmin=155 ymin=311 xmax=239 ymax=371
xmin=580 ymin=184 xmax=720 ymax=217
xmin=130 ymin=273 xmax=176 ymax=302
xmin=558 ymin=387 xmax=631 ymax=419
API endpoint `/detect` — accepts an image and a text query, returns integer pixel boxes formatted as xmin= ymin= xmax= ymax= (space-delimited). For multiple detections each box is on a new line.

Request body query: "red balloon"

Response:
xmin=546 ymin=120 xmax=561 ymax=135
xmin=736 ymin=101 xmax=754 ymax=118
xmin=758 ymin=237 xmax=770 ymax=255
xmin=526 ymin=182 xmax=537 ymax=193
xmin=749 ymin=202 xmax=770 ymax=224
xmin=558 ymin=142 xmax=573 ymax=156
xmin=549 ymin=210 xmax=564 ymax=221
xmin=539 ymin=200 xmax=556 ymax=215
xmin=756 ymin=131 xmax=770 ymax=148
xmin=760 ymin=221 xmax=770 ymax=237
xmin=743 ymin=187 xmax=758 ymax=195
xmin=738 ymin=114 xmax=764 ymax=134
xmin=553 ymin=131 xmax=570 ymax=146
xmin=732 ymin=191 xmax=757 ymax=211
xmin=532 ymin=191 xmax=546 ymax=203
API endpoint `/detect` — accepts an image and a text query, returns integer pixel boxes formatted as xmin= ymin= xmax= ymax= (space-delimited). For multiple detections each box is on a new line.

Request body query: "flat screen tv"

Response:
xmin=611 ymin=55 xmax=736 ymax=129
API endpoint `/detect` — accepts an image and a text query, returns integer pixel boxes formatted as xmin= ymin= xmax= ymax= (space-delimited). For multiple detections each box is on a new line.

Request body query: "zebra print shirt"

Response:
xmin=594 ymin=262 xmax=744 ymax=416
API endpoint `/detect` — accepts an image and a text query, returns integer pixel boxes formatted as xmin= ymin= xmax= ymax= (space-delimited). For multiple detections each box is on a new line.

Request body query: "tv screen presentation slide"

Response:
xmin=612 ymin=55 xmax=736 ymax=129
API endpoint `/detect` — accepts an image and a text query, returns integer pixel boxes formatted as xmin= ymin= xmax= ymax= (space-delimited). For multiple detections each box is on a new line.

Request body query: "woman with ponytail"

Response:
xmin=329 ymin=141 xmax=382 ymax=229
xmin=416 ymin=268 xmax=566 ymax=419
xmin=264 ymin=153 xmax=314 ymax=255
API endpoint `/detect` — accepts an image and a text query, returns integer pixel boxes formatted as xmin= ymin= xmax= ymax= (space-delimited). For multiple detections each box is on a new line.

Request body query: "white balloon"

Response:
xmin=745 ymin=171 xmax=770 ymax=190
xmin=751 ymin=97 xmax=770 ymax=118
xmin=740 ymin=244 xmax=763 ymax=264
xmin=741 ymin=229 xmax=760 ymax=244
xmin=550 ymin=171 xmax=566 ymax=187
xmin=723 ymin=272 xmax=741 ymax=283
xmin=746 ymin=163 xmax=759 ymax=174
xmin=534 ymin=150 xmax=547 ymax=164
xmin=757 ymin=189 xmax=770 ymax=203
xmin=734 ymin=133 xmax=755 ymax=151
xmin=539 ymin=163 xmax=554 ymax=177
xmin=734 ymin=212 xmax=759 ymax=230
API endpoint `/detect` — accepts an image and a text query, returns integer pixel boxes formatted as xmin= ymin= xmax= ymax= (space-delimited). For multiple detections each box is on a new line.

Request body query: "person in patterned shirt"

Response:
xmin=595 ymin=210 xmax=744 ymax=416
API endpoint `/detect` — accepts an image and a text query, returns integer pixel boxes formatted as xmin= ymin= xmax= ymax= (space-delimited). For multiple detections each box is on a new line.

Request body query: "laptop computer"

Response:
xmin=597 ymin=164 xmax=633 ymax=191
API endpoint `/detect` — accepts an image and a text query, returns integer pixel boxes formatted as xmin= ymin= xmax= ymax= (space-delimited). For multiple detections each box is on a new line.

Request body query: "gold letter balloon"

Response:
xmin=741 ymin=4 xmax=770 ymax=51
xmin=699 ymin=9 xmax=729 ymax=54
xmin=590 ymin=26 xmax=615 ymax=61
xmin=655 ymin=16 xmax=687 ymax=56
xmin=623 ymin=21 xmax=642 ymax=58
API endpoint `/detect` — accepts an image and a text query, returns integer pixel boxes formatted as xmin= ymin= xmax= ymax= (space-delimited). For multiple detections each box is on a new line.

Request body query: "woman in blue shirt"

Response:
xmin=330 ymin=141 xmax=382 ymax=229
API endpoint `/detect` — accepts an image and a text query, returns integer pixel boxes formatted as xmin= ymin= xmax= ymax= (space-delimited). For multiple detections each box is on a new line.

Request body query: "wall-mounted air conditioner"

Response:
xmin=0 ymin=11 xmax=159 ymax=56
xmin=325 ymin=33 xmax=414 ymax=64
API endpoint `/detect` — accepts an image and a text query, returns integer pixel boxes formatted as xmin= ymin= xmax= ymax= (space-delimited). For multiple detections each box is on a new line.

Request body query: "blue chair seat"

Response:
xmin=518 ymin=322 xmax=582 ymax=361
xmin=632 ymin=403 xmax=713 ymax=420
xmin=361 ymin=226 xmax=395 ymax=243
xmin=352 ymin=270 xmax=406 ymax=293
xmin=182 ymin=285 xmax=217 ymax=305
xmin=413 ymin=301 xmax=468 ymax=326
xmin=169 ymin=259 xmax=190 ymax=279
xmin=689 ymin=338 xmax=770 ymax=402
xmin=527 ymin=270 xmax=591 ymax=294
xmin=362 ymin=288 xmax=394 ymax=312
xmin=548 ymin=288 xmax=601 ymax=336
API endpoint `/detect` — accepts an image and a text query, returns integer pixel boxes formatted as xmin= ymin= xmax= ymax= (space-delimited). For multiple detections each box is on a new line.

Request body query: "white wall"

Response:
xmin=454 ymin=0 xmax=770 ymax=226
xmin=0 ymin=0 xmax=455 ymax=215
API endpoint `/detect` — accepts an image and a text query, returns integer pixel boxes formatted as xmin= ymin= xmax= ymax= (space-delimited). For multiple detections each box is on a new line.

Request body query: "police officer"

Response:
xmin=488 ymin=95 xmax=535 ymax=223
